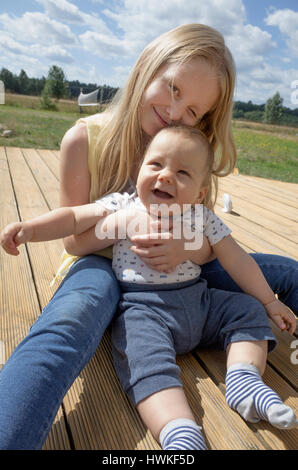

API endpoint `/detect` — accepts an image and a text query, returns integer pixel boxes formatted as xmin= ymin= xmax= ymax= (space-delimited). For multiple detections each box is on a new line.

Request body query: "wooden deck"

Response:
xmin=0 ymin=146 xmax=297 ymax=450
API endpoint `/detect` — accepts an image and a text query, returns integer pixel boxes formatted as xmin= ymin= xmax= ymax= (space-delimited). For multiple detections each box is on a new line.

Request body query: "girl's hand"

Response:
xmin=264 ymin=299 xmax=297 ymax=335
xmin=0 ymin=221 xmax=33 ymax=256
xmin=130 ymin=231 xmax=189 ymax=273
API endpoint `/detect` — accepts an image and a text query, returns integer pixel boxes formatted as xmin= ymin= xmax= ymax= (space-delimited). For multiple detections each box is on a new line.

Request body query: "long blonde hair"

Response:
xmin=88 ymin=23 xmax=236 ymax=209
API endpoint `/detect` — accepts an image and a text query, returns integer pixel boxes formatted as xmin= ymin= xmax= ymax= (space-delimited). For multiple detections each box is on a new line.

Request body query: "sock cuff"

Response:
xmin=226 ymin=362 xmax=261 ymax=376
xmin=159 ymin=418 xmax=202 ymax=445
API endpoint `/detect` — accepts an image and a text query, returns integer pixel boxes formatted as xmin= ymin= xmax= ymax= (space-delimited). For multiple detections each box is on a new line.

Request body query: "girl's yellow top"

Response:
xmin=51 ymin=114 xmax=113 ymax=286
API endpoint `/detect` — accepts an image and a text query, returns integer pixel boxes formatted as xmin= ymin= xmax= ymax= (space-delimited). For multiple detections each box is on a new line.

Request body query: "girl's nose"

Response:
xmin=166 ymin=101 xmax=184 ymax=123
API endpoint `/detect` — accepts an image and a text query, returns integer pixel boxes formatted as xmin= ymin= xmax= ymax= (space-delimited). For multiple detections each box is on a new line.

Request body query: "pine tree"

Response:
xmin=264 ymin=92 xmax=283 ymax=124
xmin=46 ymin=65 xmax=68 ymax=101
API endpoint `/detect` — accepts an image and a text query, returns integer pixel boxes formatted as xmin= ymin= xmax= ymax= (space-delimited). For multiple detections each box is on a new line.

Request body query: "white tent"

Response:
xmin=77 ymin=88 xmax=99 ymax=106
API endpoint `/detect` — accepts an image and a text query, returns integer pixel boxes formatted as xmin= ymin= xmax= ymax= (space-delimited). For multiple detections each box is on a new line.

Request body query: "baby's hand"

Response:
xmin=264 ymin=299 xmax=297 ymax=335
xmin=0 ymin=221 xmax=33 ymax=256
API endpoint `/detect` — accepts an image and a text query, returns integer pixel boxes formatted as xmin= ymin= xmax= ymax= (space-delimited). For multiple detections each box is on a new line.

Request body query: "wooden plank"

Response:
xmin=214 ymin=214 xmax=293 ymax=258
xmin=22 ymin=148 xmax=60 ymax=210
xmin=216 ymin=188 xmax=298 ymax=244
xmin=218 ymin=176 xmax=298 ymax=222
xmin=0 ymin=147 xmax=70 ymax=450
xmin=216 ymin=209 xmax=297 ymax=260
xmin=36 ymin=149 xmax=60 ymax=180
xmin=43 ymin=407 xmax=71 ymax=450
xmin=228 ymin=174 xmax=298 ymax=208
xmin=240 ymin=174 xmax=298 ymax=194
xmin=52 ymin=150 xmax=60 ymax=160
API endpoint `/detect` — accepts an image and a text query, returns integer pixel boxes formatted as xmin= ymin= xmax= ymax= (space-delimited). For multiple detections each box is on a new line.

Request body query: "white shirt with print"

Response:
xmin=95 ymin=192 xmax=231 ymax=285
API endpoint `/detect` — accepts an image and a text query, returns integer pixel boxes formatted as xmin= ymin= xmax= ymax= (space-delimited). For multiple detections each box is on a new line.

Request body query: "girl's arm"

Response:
xmin=213 ymin=235 xmax=296 ymax=333
xmin=59 ymin=121 xmax=103 ymax=255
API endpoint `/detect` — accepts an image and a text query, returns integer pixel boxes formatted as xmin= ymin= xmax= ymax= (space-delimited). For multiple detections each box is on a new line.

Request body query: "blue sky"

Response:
xmin=0 ymin=0 xmax=297 ymax=107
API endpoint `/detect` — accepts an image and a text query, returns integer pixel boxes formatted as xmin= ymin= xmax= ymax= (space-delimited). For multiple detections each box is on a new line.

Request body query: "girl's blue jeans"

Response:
xmin=0 ymin=253 xmax=297 ymax=449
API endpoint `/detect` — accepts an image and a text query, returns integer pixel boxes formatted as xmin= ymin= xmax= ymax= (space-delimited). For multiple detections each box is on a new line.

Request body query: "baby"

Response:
xmin=1 ymin=126 xmax=297 ymax=450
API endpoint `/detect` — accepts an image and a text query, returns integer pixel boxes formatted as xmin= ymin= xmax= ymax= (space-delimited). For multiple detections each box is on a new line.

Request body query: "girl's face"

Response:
xmin=139 ymin=57 xmax=220 ymax=138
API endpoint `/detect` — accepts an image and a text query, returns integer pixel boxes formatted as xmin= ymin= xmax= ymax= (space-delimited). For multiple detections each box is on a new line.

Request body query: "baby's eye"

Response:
xmin=149 ymin=162 xmax=162 ymax=168
xmin=178 ymin=169 xmax=189 ymax=176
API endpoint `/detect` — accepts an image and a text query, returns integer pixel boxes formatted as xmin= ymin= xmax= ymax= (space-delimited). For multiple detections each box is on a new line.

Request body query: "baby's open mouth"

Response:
xmin=152 ymin=188 xmax=173 ymax=199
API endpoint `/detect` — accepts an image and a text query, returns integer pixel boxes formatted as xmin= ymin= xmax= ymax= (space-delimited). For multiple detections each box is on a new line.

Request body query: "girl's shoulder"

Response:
xmin=77 ymin=111 xmax=110 ymax=130
xmin=61 ymin=120 xmax=87 ymax=151
xmin=61 ymin=112 xmax=110 ymax=152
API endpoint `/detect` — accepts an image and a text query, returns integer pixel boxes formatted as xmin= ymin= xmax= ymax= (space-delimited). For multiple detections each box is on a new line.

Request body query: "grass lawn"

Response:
xmin=0 ymin=99 xmax=297 ymax=183
xmin=232 ymin=122 xmax=298 ymax=183
xmin=0 ymin=104 xmax=81 ymax=149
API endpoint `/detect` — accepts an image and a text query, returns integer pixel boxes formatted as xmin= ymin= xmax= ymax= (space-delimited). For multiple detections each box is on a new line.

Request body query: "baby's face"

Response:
xmin=136 ymin=131 xmax=209 ymax=214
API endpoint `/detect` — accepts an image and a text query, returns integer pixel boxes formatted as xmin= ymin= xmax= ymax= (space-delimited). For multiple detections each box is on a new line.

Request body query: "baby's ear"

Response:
xmin=195 ymin=186 xmax=209 ymax=204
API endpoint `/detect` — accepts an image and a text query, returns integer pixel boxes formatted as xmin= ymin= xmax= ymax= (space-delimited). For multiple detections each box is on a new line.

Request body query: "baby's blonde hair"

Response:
xmin=87 ymin=23 xmax=236 ymax=210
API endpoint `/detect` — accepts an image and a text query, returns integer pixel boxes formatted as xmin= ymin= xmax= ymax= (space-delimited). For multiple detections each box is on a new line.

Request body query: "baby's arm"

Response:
xmin=63 ymin=206 xmax=157 ymax=257
xmin=213 ymin=235 xmax=296 ymax=334
xmin=0 ymin=203 xmax=109 ymax=256
xmin=188 ymin=236 xmax=214 ymax=265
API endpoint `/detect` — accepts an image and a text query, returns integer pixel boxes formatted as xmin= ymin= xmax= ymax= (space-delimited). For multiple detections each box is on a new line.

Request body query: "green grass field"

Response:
xmin=0 ymin=104 xmax=81 ymax=149
xmin=0 ymin=94 xmax=297 ymax=183
xmin=233 ymin=121 xmax=298 ymax=183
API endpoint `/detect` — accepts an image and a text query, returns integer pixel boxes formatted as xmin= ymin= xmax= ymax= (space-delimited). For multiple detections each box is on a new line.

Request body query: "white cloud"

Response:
xmin=265 ymin=8 xmax=298 ymax=58
xmin=0 ymin=34 xmax=27 ymax=56
xmin=36 ymin=0 xmax=112 ymax=33
xmin=36 ymin=0 xmax=86 ymax=24
xmin=79 ymin=30 xmax=129 ymax=58
xmin=37 ymin=46 xmax=74 ymax=64
xmin=0 ymin=12 xmax=77 ymax=46
xmin=235 ymin=61 xmax=298 ymax=106
xmin=0 ymin=35 xmax=74 ymax=69
xmin=103 ymin=0 xmax=247 ymax=55
xmin=226 ymin=23 xmax=276 ymax=72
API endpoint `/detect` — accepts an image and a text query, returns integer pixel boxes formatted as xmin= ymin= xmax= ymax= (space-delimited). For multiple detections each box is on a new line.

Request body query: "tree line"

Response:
xmin=233 ymin=94 xmax=298 ymax=126
xmin=1 ymin=65 xmax=297 ymax=126
xmin=0 ymin=65 xmax=118 ymax=103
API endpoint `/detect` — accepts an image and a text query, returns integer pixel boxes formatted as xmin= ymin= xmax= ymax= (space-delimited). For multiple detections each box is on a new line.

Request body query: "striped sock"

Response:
xmin=159 ymin=418 xmax=207 ymax=450
xmin=226 ymin=363 xmax=298 ymax=429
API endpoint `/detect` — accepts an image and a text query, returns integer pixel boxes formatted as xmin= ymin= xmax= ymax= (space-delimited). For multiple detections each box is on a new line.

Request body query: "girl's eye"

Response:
xmin=169 ymin=83 xmax=179 ymax=94
xmin=189 ymin=108 xmax=197 ymax=119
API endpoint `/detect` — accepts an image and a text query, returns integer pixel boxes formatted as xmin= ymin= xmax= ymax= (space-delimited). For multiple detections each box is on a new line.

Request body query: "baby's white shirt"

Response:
xmin=95 ymin=192 xmax=231 ymax=285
